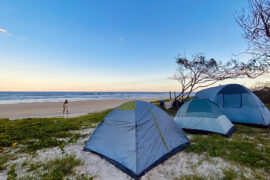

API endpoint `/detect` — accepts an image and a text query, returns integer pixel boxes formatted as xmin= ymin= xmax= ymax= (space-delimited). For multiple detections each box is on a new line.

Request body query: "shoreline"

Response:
xmin=0 ymin=97 xmax=164 ymax=120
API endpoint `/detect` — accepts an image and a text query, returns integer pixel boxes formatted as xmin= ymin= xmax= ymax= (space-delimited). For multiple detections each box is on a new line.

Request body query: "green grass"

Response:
xmin=151 ymin=99 xmax=179 ymax=116
xmin=0 ymin=102 xmax=270 ymax=179
xmin=0 ymin=109 xmax=111 ymax=152
xmin=75 ymin=174 xmax=95 ymax=180
xmin=42 ymin=154 xmax=81 ymax=179
xmin=7 ymin=163 xmax=17 ymax=180
xmin=222 ymin=168 xmax=238 ymax=180
xmin=174 ymin=175 xmax=204 ymax=180
xmin=0 ymin=153 xmax=13 ymax=171
xmin=20 ymin=154 xmax=82 ymax=180
xmin=186 ymin=125 xmax=270 ymax=172
xmin=166 ymin=103 xmax=270 ymax=175
xmin=160 ymin=106 xmax=179 ymax=116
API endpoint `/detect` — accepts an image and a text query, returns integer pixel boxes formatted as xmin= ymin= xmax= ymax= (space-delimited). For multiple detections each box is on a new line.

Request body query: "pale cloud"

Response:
xmin=119 ymin=37 xmax=125 ymax=42
xmin=17 ymin=37 xmax=26 ymax=41
xmin=113 ymin=35 xmax=126 ymax=43
xmin=0 ymin=27 xmax=12 ymax=37
xmin=0 ymin=27 xmax=25 ymax=40
xmin=0 ymin=28 xmax=7 ymax=33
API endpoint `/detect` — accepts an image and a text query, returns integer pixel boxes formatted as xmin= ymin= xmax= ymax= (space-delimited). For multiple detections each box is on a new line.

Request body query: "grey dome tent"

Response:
xmin=196 ymin=84 xmax=270 ymax=127
xmin=84 ymin=101 xmax=189 ymax=179
xmin=174 ymin=98 xmax=235 ymax=137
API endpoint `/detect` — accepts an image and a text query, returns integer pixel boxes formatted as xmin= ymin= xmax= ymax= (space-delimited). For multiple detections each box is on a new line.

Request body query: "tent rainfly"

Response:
xmin=84 ymin=100 xmax=189 ymax=179
xmin=174 ymin=98 xmax=235 ymax=137
xmin=196 ymin=84 xmax=270 ymax=127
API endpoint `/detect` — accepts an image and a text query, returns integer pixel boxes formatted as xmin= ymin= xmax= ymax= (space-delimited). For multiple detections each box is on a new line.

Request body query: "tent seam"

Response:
xmin=147 ymin=107 xmax=170 ymax=152
xmin=251 ymin=93 xmax=267 ymax=125
xmin=135 ymin=102 xmax=138 ymax=174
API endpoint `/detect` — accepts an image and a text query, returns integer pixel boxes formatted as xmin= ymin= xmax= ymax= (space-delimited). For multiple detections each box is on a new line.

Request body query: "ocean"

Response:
xmin=0 ymin=91 xmax=170 ymax=104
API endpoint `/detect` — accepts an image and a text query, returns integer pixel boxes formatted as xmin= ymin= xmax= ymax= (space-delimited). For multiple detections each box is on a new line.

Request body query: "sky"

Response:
xmin=0 ymin=0 xmax=265 ymax=92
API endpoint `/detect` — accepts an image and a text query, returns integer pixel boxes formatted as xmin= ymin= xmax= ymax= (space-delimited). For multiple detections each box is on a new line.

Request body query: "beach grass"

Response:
xmin=186 ymin=125 xmax=270 ymax=173
xmin=17 ymin=154 xmax=82 ymax=180
xmin=0 ymin=102 xmax=269 ymax=179
xmin=151 ymin=99 xmax=179 ymax=116
xmin=174 ymin=175 xmax=204 ymax=180
xmin=164 ymin=103 xmax=270 ymax=178
xmin=0 ymin=109 xmax=111 ymax=153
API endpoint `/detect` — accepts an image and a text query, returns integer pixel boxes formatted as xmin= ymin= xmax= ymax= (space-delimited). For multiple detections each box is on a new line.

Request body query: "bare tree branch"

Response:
xmin=236 ymin=0 xmax=270 ymax=65
xmin=173 ymin=53 xmax=268 ymax=102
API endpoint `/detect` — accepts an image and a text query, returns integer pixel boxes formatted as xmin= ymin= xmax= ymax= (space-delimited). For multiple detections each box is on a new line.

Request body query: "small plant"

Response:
xmin=76 ymin=174 xmax=95 ymax=180
xmin=41 ymin=154 xmax=82 ymax=179
xmin=59 ymin=142 xmax=65 ymax=153
xmin=20 ymin=154 xmax=82 ymax=180
xmin=0 ymin=163 xmax=6 ymax=171
xmin=0 ymin=154 xmax=13 ymax=171
xmin=222 ymin=168 xmax=238 ymax=180
xmin=21 ymin=159 xmax=28 ymax=168
xmin=27 ymin=161 xmax=43 ymax=172
xmin=68 ymin=133 xmax=87 ymax=144
xmin=174 ymin=175 xmax=204 ymax=180
xmin=7 ymin=163 xmax=17 ymax=180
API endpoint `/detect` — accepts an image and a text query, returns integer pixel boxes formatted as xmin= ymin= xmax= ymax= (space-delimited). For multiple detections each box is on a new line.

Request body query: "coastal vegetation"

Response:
xmin=20 ymin=154 xmax=82 ymax=180
xmin=0 ymin=102 xmax=269 ymax=179
xmin=187 ymin=124 xmax=270 ymax=174
xmin=0 ymin=110 xmax=111 ymax=174
xmin=0 ymin=110 xmax=111 ymax=153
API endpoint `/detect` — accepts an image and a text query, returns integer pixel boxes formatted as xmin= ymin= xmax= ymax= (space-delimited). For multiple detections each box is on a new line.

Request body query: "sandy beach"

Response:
xmin=0 ymin=98 xmax=162 ymax=120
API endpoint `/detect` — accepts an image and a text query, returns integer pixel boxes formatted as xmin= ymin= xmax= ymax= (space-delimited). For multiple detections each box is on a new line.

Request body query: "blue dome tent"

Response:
xmin=84 ymin=101 xmax=189 ymax=179
xmin=196 ymin=84 xmax=270 ymax=127
xmin=174 ymin=98 xmax=235 ymax=137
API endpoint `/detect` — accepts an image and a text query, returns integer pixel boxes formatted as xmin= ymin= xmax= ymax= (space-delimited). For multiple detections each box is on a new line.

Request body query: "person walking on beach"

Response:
xmin=63 ymin=99 xmax=69 ymax=114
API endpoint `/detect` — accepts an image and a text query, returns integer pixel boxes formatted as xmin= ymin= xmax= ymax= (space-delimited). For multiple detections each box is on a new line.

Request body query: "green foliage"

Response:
xmin=150 ymin=99 xmax=170 ymax=104
xmin=0 ymin=160 xmax=7 ymax=171
xmin=20 ymin=154 xmax=82 ymax=180
xmin=1 ymin=101 xmax=270 ymax=179
xmin=161 ymin=107 xmax=179 ymax=117
xmin=160 ymin=102 xmax=270 ymax=177
xmin=0 ymin=153 xmax=13 ymax=171
xmin=0 ymin=109 xmax=111 ymax=152
xmin=265 ymin=103 xmax=270 ymax=110
xmin=186 ymin=124 xmax=270 ymax=173
xmin=152 ymin=98 xmax=194 ymax=116
xmin=68 ymin=133 xmax=88 ymax=144
xmin=22 ymin=138 xmax=64 ymax=152
xmin=151 ymin=99 xmax=180 ymax=116
xmin=76 ymin=174 xmax=94 ymax=180
xmin=27 ymin=161 xmax=43 ymax=172
xmin=7 ymin=164 xmax=17 ymax=180
xmin=41 ymin=154 xmax=81 ymax=179
xmin=174 ymin=175 xmax=204 ymax=180
xmin=222 ymin=168 xmax=239 ymax=180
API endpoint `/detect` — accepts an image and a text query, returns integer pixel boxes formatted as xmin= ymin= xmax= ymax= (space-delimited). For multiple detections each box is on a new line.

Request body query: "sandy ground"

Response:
xmin=0 ymin=98 xmax=162 ymax=120
xmin=0 ymin=127 xmax=255 ymax=180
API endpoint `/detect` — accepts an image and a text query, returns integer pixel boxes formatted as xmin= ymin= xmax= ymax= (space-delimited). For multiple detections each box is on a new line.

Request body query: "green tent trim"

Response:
xmin=117 ymin=101 xmax=136 ymax=110
xmin=147 ymin=107 xmax=170 ymax=152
